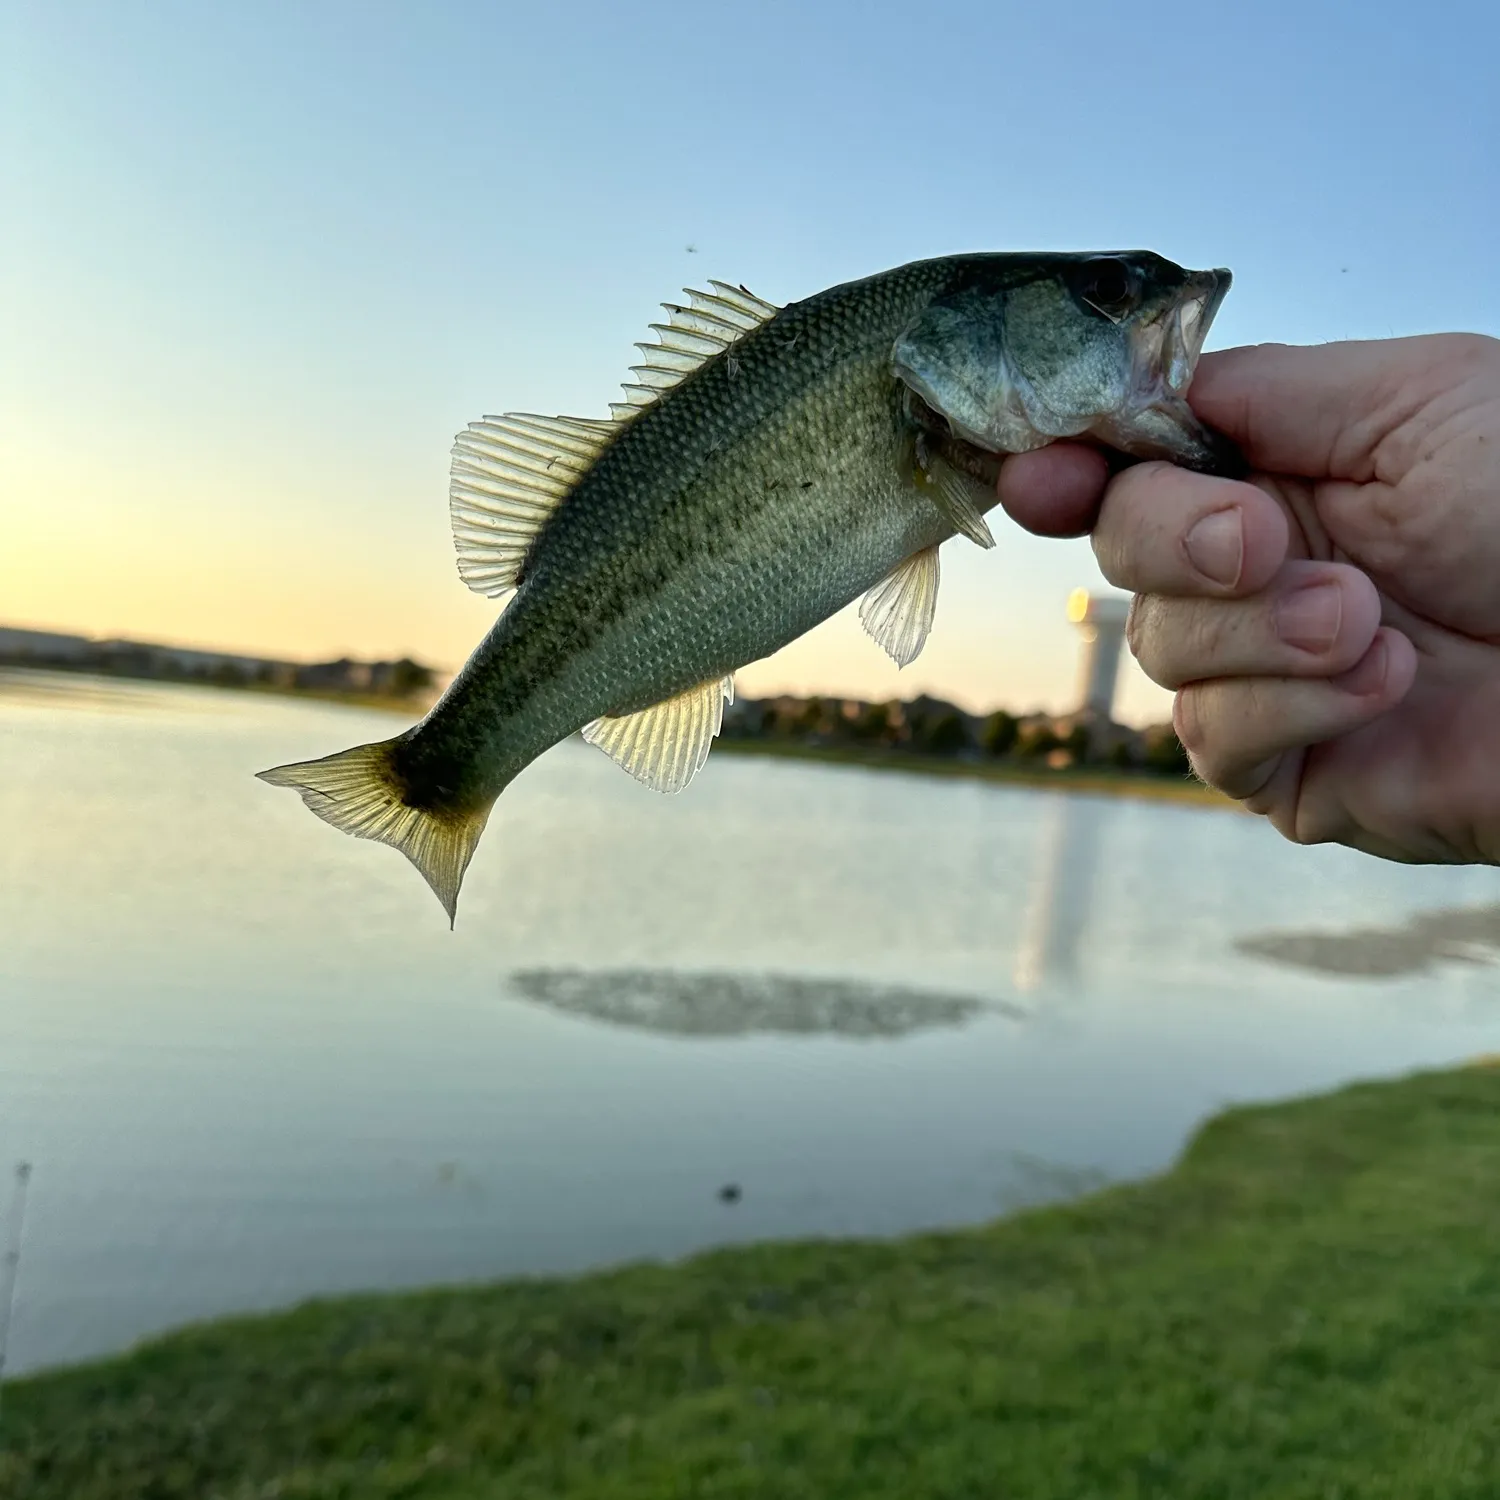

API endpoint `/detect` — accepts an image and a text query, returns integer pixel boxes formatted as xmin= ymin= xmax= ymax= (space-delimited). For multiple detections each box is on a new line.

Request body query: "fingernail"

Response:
xmin=1183 ymin=508 xmax=1243 ymax=587
xmin=1275 ymin=581 xmax=1342 ymax=654
xmin=1335 ymin=636 xmax=1388 ymax=697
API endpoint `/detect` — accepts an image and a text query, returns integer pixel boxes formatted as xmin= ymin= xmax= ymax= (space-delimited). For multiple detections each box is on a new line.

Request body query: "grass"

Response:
xmin=6 ymin=1065 xmax=1500 ymax=1498
xmin=716 ymin=737 xmax=1235 ymax=808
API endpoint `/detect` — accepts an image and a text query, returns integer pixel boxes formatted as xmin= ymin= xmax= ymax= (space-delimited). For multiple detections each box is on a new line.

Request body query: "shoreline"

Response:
xmin=0 ymin=662 xmax=436 ymax=719
xmin=2 ymin=665 xmax=1229 ymax=809
xmin=714 ymin=737 xmax=1234 ymax=808
xmin=6 ymin=1062 xmax=1497 ymax=1496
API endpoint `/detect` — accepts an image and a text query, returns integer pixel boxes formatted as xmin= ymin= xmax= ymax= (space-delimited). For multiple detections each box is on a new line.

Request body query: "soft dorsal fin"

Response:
xmin=859 ymin=545 xmax=941 ymax=668
xmin=450 ymin=413 xmax=619 ymax=597
xmin=450 ymin=282 xmax=778 ymax=597
xmin=611 ymin=281 xmax=779 ymax=419
xmin=582 ymin=675 xmax=736 ymax=793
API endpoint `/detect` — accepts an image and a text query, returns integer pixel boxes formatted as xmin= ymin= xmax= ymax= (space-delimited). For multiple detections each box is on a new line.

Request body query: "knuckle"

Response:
xmin=1093 ymin=464 xmax=1172 ymax=584
xmin=1127 ymin=595 xmax=1180 ymax=687
xmin=1131 ymin=597 xmax=1229 ymax=691
xmin=1288 ymin=793 xmax=1350 ymax=848
xmin=1183 ymin=603 xmax=1229 ymax=672
xmin=1172 ymin=686 xmax=1207 ymax=759
xmin=1435 ymin=331 xmax=1500 ymax=379
xmin=1174 ymin=679 xmax=1265 ymax=795
xmin=1124 ymin=594 xmax=1148 ymax=659
xmin=1089 ymin=521 xmax=1130 ymax=587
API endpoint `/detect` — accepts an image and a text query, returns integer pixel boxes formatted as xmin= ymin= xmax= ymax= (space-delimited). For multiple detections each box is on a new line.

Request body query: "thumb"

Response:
xmin=993 ymin=444 xmax=1109 ymax=538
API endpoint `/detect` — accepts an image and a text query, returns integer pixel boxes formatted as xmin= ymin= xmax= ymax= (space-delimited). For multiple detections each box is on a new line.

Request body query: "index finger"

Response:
xmin=1188 ymin=335 xmax=1485 ymax=479
xmin=1092 ymin=461 xmax=1289 ymax=597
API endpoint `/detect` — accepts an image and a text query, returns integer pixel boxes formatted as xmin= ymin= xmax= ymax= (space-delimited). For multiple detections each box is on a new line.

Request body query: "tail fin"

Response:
xmin=256 ymin=739 xmax=492 ymax=926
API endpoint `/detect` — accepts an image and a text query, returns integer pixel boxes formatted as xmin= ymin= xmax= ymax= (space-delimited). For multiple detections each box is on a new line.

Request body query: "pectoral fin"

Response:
xmin=583 ymin=676 xmax=736 ymax=793
xmin=923 ymin=454 xmax=996 ymax=549
xmin=860 ymin=545 xmax=940 ymax=668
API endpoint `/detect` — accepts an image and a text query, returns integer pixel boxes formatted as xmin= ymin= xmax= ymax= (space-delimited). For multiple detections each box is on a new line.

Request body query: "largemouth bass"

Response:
xmin=260 ymin=251 xmax=1238 ymax=922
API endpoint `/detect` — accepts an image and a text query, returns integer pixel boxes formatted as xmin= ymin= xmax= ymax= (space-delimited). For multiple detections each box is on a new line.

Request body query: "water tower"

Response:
xmin=1013 ymin=794 xmax=1101 ymax=992
xmin=1066 ymin=588 xmax=1130 ymax=720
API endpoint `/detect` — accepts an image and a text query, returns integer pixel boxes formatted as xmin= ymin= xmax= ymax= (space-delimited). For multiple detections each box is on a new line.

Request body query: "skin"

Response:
xmin=995 ymin=333 xmax=1500 ymax=865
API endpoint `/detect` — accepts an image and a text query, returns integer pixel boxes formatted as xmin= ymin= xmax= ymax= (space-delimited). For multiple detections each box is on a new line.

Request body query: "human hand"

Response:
xmin=995 ymin=334 xmax=1500 ymax=863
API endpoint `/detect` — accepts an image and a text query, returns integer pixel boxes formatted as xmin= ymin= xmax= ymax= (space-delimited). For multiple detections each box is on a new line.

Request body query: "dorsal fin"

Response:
xmin=449 ymin=413 xmax=618 ymax=597
xmin=611 ymin=281 xmax=779 ymax=420
xmin=450 ymin=282 xmax=779 ymax=597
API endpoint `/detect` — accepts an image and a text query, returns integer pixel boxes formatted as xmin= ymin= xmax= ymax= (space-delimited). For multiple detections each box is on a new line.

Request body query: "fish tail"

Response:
xmin=256 ymin=738 xmax=493 ymax=927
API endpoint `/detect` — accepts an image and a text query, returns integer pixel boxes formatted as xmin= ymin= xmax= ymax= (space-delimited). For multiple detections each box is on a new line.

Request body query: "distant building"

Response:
xmin=0 ymin=623 xmax=438 ymax=702
xmin=99 ymin=640 xmax=273 ymax=681
xmin=294 ymin=658 xmax=373 ymax=691
xmin=0 ymin=626 xmax=94 ymax=662
xmin=1066 ymin=588 xmax=1131 ymax=719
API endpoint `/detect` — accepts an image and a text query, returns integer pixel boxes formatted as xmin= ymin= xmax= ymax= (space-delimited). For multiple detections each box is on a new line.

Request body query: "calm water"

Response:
xmin=3 ymin=668 xmax=1500 ymax=1376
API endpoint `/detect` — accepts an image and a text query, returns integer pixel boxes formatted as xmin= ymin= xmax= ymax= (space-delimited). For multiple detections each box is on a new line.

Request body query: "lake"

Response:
xmin=3 ymin=668 xmax=1499 ymax=1377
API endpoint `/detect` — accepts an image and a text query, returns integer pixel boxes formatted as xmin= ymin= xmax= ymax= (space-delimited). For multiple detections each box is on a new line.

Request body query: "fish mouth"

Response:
xmin=890 ymin=261 xmax=1243 ymax=477
xmin=1162 ymin=268 xmax=1230 ymax=393
xmin=1102 ymin=266 xmax=1244 ymax=477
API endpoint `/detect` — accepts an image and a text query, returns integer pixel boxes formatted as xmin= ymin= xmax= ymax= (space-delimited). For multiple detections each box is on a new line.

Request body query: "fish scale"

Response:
xmin=259 ymin=250 xmax=1239 ymax=922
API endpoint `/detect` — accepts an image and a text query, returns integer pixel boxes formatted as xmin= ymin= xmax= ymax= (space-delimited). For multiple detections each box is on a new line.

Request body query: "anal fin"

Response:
xmin=583 ymin=676 xmax=735 ymax=793
xmin=860 ymin=545 xmax=940 ymax=667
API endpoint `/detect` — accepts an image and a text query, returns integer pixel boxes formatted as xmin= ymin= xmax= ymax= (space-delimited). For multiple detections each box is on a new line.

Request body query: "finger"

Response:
xmin=1092 ymin=462 xmax=1290 ymax=598
xmin=1188 ymin=335 xmax=1489 ymax=479
xmin=1174 ymin=627 xmax=1418 ymax=800
xmin=995 ymin=443 xmax=1109 ymax=538
xmin=1128 ymin=560 xmax=1382 ymax=691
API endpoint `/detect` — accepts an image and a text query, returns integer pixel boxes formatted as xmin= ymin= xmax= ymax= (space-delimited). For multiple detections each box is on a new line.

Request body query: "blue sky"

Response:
xmin=4 ymin=0 xmax=1496 ymax=722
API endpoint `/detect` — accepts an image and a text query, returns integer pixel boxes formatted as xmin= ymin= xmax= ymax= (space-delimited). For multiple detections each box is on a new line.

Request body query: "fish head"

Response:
xmin=892 ymin=252 xmax=1242 ymax=476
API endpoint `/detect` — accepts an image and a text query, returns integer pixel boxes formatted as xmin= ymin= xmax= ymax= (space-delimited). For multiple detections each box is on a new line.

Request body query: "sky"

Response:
xmin=3 ymin=0 xmax=1496 ymax=725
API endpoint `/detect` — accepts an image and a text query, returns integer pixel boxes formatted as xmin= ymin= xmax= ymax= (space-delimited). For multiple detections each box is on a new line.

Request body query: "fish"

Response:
xmin=258 ymin=250 xmax=1239 ymax=923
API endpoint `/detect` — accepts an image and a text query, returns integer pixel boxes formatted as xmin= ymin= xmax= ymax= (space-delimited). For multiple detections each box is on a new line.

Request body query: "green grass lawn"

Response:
xmin=6 ymin=1065 xmax=1499 ymax=1499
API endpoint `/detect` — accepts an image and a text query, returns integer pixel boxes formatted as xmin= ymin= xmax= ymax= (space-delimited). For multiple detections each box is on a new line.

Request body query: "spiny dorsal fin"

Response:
xmin=860 ymin=545 xmax=941 ymax=668
xmin=611 ymin=281 xmax=779 ymax=420
xmin=582 ymin=675 xmax=735 ymax=793
xmin=450 ymin=413 xmax=617 ymax=597
xmin=450 ymin=282 xmax=778 ymax=597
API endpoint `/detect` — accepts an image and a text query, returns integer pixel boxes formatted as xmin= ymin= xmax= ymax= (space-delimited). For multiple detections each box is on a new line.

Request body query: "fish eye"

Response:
xmin=1074 ymin=258 xmax=1140 ymax=321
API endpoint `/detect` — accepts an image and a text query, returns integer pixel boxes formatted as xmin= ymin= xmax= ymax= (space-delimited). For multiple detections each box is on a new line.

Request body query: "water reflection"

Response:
xmin=0 ymin=667 xmax=232 ymax=717
xmin=509 ymin=968 xmax=1021 ymax=1038
xmin=1013 ymin=794 xmax=1102 ymax=992
xmin=1236 ymin=903 xmax=1500 ymax=978
xmin=10 ymin=677 xmax=1500 ymax=1377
